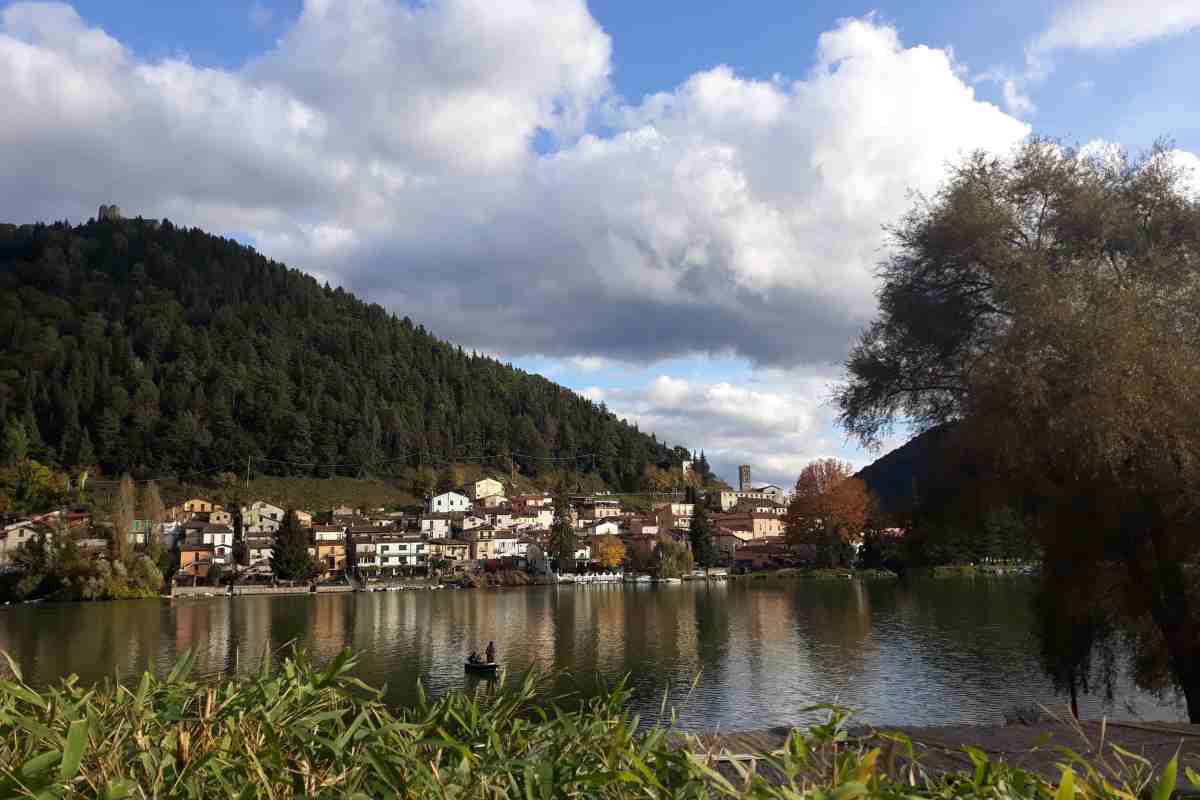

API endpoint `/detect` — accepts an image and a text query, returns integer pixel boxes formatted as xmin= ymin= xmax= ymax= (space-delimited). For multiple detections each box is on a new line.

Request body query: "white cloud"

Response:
xmin=0 ymin=4 xmax=1031 ymax=369
xmin=1034 ymin=0 xmax=1200 ymax=52
xmin=587 ymin=365 xmax=904 ymax=487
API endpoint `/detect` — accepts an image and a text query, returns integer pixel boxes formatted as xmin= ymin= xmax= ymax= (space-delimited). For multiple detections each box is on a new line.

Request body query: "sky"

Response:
xmin=2 ymin=0 xmax=1199 ymax=487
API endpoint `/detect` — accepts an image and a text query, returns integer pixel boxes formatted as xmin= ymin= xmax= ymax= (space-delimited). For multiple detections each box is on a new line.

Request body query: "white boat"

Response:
xmin=658 ymin=577 xmax=682 ymax=584
xmin=635 ymin=575 xmax=652 ymax=583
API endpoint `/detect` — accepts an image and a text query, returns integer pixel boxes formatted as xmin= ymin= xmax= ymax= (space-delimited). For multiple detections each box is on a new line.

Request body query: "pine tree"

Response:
xmin=549 ymin=480 xmax=576 ymax=573
xmin=688 ymin=502 xmax=718 ymax=568
xmin=271 ymin=509 xmax=316 ymax=581
xmin=2 ymin=416 xmax=28 ymax=465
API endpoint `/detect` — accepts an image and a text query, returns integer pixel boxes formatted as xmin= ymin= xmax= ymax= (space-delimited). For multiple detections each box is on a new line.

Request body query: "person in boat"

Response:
xmin=468 ymin=651 xmax=480 ymax=665
xmin=485 ymin=641 xmax=496 ymax=664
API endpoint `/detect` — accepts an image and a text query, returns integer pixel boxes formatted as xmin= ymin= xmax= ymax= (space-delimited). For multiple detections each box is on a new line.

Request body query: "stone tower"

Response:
xmin=738 ymin=465 xmax=752 ymax=492
xmin=98 ymin=204 xmax=122 ymax=221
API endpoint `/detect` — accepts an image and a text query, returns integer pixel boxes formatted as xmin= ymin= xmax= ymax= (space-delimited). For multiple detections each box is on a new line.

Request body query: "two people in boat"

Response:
xmin=468 ymin=641 xmax=497 ymax=665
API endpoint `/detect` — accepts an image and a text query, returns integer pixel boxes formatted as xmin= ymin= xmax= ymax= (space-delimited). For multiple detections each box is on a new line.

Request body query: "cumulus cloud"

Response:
xmin=0 ymin=2 xmax=1030 ymax=368
xmin=584 ymin=366 xmax=899 ymax=487
xmin=1033 ymin=0 xmax=1200 ymax=52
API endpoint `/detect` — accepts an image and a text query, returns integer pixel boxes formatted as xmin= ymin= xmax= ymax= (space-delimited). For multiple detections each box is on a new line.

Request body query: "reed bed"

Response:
xmin=0 ymin=648 xmax=1189 ymax=798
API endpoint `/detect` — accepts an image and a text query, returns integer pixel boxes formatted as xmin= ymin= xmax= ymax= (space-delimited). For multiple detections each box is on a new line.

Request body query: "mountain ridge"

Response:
xmin=0 ymin=216 xmax=681 ymax=489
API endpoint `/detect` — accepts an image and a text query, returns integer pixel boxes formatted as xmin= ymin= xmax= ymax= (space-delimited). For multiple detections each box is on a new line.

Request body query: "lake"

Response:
xmin=0 ymin=577 xmax=1183 ymax=730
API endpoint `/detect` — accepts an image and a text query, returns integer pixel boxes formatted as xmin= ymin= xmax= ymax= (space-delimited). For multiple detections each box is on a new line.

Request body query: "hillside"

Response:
xmin=854 ymin=425 xmax=954 ymax=518
xmin=0 ymin=216 xmax=678 ymax=490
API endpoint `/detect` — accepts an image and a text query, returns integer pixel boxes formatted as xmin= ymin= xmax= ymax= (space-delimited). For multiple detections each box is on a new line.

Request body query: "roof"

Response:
xmin=181 ymin=543 xmax=214 ymax=552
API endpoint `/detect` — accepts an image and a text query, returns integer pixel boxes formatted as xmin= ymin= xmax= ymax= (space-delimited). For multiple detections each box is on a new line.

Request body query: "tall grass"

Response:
xmin=0 ymin=647 xmax=1191 ymax=798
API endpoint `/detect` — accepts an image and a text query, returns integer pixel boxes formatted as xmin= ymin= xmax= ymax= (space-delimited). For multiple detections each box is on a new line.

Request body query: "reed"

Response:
xmin=0 ymin=648 xmax=1188 ymax=798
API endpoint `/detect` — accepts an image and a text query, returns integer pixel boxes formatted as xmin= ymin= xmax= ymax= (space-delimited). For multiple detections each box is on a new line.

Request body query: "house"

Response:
xmin=456 ymin=513 xmax=487 ymax=532
xmin=428 ymin=538 xmax=470 ymax=565
xmin=478 ymin=493 xmax=509 ymax=509
xmin=315 ymin=538 xmax=347 ymax=574
xmin=733 ymin=542 xmax=797 ymax=571
xmin=429 ymin=491 xmax=470 ymax=514
xmin=714 ymin=527 xmax=753 ymax=563
xmin=348 ymin=533 xmax=378 ymax=571
xmin=654 ymin=502 xmax=694 ymax=531
xmin=732 ymin=498 xmax=787 ymax=516
xmin=580 ymin=519 xmax=621 ymax=538
xmin=200 ymin=524 xmax=235 ymax=564
xmin=579 ymin=497 xmax=622 ymax=519
xmin=248 ymin=501 xmax=285 ymax=524
xmin=626 ymin=517 xmax=659 ymax=537
xmin=511 ymin=493 xmax=552 ymax=509
xmin=332 ymin=505 xmax=356 ymax=518
xmin=463 ymin=526 xmax=504 ymax=561
xmin=179 ymin=543 xmax=215 ymax=578
xmin=0 ymin=520 xmax=49 ymax=566
xmin=419 ymin=513 xmax=456 ymax=539
xmin=294 ymin=510 xmax=314 ymax=527
xmin=244 ymin=536 xmax=274 ymax=568
xmin=491 ymin=529 xmax=521 ymax=559
xmin=182 ymin=498 xmax=214 ymax=515
xmin=711 ymin=512 xmax=785 ymax=539
xmin=313 ymin=524 xmax=345 ymax=541
xmin=375 ymin=534 xmax=426 ymax=571
xmin=469 ymin=478 xmax=505 ymax=501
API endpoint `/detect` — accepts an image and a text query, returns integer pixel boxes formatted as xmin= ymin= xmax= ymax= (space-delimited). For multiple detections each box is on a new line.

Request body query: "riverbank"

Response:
xmin=0 ymin=648 xmax=1185 ymax=798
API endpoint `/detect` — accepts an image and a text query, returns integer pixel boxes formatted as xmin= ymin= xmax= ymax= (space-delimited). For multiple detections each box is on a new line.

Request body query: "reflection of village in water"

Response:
xmin=0 ymin=581 xmax=1181 ymax=729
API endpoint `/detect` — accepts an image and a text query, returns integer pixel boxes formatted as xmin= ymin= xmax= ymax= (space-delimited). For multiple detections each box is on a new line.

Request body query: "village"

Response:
xmin=0 ymin=467 xmax=798 ymax=592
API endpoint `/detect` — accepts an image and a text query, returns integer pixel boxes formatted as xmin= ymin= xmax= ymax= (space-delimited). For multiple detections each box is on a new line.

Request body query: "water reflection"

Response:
xmin=0 ymin=579 xmax=1184 ymax=730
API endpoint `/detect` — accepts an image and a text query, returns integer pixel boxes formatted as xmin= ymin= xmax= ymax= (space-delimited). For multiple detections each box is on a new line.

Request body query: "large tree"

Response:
xmin=688 ymin=502 xmax=718 ymax=568
xmin=549 ymin=481 xmax=576 ymax=573
xmin=836 ymin=139 xmax=1200 ymax=719
xmin=786 ymin=459 xmax=873 ymax=568
xmin=271 ymin=509 xmax=317 ymax=582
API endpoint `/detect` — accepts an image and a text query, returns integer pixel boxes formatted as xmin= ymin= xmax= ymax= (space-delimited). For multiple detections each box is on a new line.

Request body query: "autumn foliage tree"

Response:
xmin=786 ymin=459 xmax=873 ymax=568
xmin=835 ymin=139 xmax=1200 ymax=720
xmin=593 ymin=534 xmax=626 ymax=570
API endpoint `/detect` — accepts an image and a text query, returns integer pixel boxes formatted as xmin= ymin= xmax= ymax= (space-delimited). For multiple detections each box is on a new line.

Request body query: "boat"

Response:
xmin=659 ymin=577 xmax=682 ymax=584
xmin=464 ymin=660 xmax=499 ymax=675
xmin=635 ymin=575 xmax=652 ymax=583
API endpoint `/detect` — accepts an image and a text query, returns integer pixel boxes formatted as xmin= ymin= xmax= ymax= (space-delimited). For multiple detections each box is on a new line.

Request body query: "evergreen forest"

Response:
xmin=0 ymin=217 xmax=680 ymax=489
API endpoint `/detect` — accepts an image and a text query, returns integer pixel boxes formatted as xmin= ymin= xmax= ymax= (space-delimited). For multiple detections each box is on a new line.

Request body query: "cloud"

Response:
xmin=248 ymin=2 xmax=273 ymax=30
xmin=1033 ymin=0 xmax=1200 ymax=52
xmin=0 ymin=3 xmax=1030 ymax=369
xmin=588 ymin=366 xmax=905 ymax=487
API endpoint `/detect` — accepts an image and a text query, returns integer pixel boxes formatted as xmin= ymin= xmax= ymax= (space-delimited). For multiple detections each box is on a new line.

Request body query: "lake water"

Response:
xmin=0 ymin=578 xmax=1183 ymax=730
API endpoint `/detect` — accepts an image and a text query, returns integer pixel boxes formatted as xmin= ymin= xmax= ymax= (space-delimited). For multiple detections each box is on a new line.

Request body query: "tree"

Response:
xmin=549 ymin=481 xmax=576 ymax=573
xmin=270 ymin=509 xmax=317 ymax=582
xmin=2 ymin=417 xmax=28 ymax=465
xmin=835 ymin=139 xmax=1200 ymax=720
xmin=112 ymin=474 xmax=135 ymax=563
xmin=594 ymin=534 xmax=626 ymax=570
xmin=786 ymin=459 xmax=873 ymax=567
xmin=688 ymin=502 xmax=718 ymax=568
xmin=142 ymin=480 xmax=165 ymax=562
xmin=655 ymin=532 xmax=693 ymax=579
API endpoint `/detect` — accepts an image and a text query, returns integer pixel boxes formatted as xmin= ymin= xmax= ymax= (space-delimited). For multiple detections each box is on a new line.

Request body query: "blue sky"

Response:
xmin=3 ymin=0 xmax=1199 ymax=486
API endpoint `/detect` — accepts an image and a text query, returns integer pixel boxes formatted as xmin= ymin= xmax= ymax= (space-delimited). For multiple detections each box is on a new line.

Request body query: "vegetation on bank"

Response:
xmin=835 ymin=139 xmax=1200 ymax=720
xmin=0 ymin=647 xmax=1189 ymax=799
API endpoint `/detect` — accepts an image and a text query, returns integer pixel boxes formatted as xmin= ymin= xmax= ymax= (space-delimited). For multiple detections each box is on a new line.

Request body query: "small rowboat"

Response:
xmin=464 ymin=660 xmax=499 ymax=675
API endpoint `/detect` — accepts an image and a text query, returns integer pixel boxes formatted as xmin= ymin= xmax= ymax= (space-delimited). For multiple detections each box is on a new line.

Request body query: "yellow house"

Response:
xmin=183 ymin=498 xmax=214 ymax=514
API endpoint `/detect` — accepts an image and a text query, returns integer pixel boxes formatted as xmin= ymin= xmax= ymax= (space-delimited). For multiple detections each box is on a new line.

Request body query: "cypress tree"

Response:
xmin=271 ymin=509 xmax=316 ymax=582
xmin=688 ymin=502 xmax=718 ymax=568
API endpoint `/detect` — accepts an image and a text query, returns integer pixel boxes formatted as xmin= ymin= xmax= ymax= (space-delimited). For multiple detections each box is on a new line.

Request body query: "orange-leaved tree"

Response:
xmin=786 ymin=458 xmax=874 ymax=567
xmin=594 ymin=534 xmax=626 ymax=569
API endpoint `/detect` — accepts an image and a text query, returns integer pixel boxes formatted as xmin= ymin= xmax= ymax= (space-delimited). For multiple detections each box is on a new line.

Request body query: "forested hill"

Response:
xmin=0 ymin=217 xmax=679 ymax=489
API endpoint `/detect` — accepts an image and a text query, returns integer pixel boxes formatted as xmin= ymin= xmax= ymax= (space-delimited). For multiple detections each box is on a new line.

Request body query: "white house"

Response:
xmin=0 ymin=520 xmax=46 ymax=566
xmin=201 ymin=524 xmax=235 ymax=565
xmin=420 ymin=514 xmax=455 ymax=539
xmin=492 ymin=530 xmax=521 ymax=559
xmin=580 ymin=519 xmax=621 ymax=538
xmin=429 ymin=491 xmax=470 ymax=514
